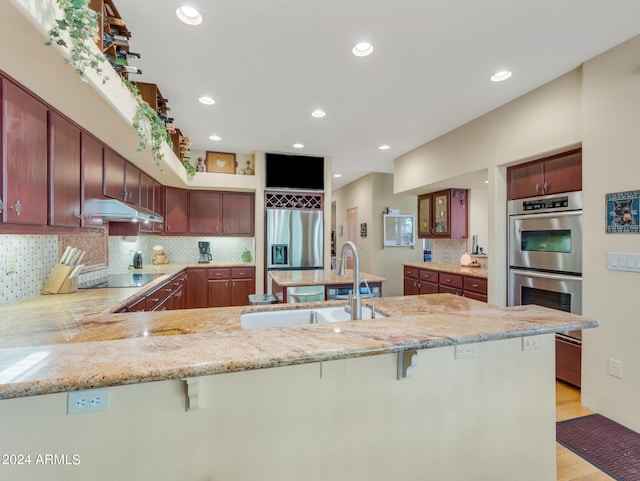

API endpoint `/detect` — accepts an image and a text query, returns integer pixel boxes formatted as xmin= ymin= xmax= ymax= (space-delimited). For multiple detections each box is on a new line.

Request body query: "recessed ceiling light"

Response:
xmin=293 ymin=143 xmax=304 ymax=149
xmin=490 ymin=70 xmax=512 ymax=82
xmin=485 ymin=180 xmax=489 ymax=184
xmin=176 ymin=6 xmax=202 ymax=25
xmin=333 ymin=174 xmax=342 ymax=178
xmin=209 ymin=135 xmax=221 ymax=141
xmin=352 ymin=42 xmax=374 ymax=57
xmin=311 ymin=110 xmax=326 ymax=118
xmin=198 ymin=96 xmax=215 ymax=105
xmin=378 ymin=144 xmax=390 ymax=150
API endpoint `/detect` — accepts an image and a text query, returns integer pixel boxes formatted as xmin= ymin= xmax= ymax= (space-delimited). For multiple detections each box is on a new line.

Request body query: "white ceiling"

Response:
xmin=114 ymin=1 xmax=640 ymax=190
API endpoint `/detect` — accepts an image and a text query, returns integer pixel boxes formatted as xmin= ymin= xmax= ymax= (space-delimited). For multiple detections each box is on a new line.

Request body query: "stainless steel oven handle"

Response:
xmin=509 ymin=268 xmax=582 ymax=282
xmin=510 ymin=210 xmax=582 ymax=221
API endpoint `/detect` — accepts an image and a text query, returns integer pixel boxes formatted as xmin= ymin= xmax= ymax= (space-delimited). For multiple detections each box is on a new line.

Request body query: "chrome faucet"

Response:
xmin=336 ymin=241 xmax=362 ymax=320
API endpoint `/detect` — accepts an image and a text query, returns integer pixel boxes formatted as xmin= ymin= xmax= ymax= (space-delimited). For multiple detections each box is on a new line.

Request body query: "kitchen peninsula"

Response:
xmin=268 ymin=268 xmax=385 ymax=302
xmin=0 ymin=277 xmax=597 ymax=481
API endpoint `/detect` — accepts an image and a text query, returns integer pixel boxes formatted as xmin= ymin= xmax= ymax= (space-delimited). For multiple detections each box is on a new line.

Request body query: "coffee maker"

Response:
xmin=198 ymin=241 xmax=212 ymax=264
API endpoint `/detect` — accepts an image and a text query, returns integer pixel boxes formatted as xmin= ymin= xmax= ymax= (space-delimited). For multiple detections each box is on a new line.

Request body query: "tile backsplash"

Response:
xmin=431 ymin=239 xmax=468 ymax=264
xmin=0 ymin=234 xmax=255 ymax=306
xmin=107 ymin=236 xmax=255 ymax=272
xmin=0 ymin=235 xmax=58 ymax=305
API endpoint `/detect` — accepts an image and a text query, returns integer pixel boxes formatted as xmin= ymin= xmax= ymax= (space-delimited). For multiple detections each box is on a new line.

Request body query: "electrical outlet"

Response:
xmin=608 ymin=358 xmax=622 ymax=379
xmin=6 ymin=253 xmax=16 ymax=274
xmin=454 ymin=344 xmax=477 ymax=359
xmin=67 ymin=388 xmax=110 ymax=414
xmin=522 ymin=337 xmax=541 ymax=351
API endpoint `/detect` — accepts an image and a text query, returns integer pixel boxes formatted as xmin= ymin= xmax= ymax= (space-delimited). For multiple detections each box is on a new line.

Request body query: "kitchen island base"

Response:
xmin=0 ymin=335 xmax=556 ymax=481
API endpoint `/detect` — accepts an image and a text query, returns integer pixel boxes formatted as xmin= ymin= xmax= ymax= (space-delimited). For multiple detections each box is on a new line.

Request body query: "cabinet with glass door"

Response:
xmin=417 ymin=189 xmax=468 ymax=239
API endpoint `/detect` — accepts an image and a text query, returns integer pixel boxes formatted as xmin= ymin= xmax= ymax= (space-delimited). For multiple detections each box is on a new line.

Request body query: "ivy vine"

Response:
xmin=45 ymin=0 xmax=109 ymax=84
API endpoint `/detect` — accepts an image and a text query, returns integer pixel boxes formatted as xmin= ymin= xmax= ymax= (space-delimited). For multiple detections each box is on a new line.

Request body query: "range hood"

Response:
xmin=84 ymin=199 xmax=164 ymax=223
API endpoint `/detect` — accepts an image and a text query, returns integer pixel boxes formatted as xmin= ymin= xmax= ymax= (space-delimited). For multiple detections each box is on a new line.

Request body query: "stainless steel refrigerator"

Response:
xmin=266 ymin=209 xmax=323 ymax=270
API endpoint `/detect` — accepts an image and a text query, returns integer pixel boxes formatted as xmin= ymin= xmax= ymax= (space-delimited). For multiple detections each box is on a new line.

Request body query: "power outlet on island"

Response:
xmin=522 ymin=337 xmax=542 ymax=351
xmin=454 ymin=344 xmax=477 ymax=360
xmin=67 ymin=388 xmax=111 ymax=415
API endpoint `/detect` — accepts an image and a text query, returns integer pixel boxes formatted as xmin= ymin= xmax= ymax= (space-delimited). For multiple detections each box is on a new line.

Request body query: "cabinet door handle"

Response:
xmin=0 ymin=199 xmax=3 ymax=213
xmin=472 ymin=283 xmax=479 ymax=288
xmin=535 ymin=183 xmax=540 ymax=193
xmin=445 ymin=278 xmax=451 ymax=283
xmin=543 ymin=182 xmax=549 ymax=193
xmin=9 ymin=200 xmax=22 ymax=215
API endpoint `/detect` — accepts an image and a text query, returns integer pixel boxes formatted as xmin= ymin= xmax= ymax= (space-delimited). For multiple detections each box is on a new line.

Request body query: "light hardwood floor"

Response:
xmin=555 ymin=381 xmax=616 ymax=481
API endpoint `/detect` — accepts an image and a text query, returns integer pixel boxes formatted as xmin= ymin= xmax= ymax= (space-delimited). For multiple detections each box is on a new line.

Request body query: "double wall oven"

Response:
xmin=508 ymin=191 xmax=583 ymax=385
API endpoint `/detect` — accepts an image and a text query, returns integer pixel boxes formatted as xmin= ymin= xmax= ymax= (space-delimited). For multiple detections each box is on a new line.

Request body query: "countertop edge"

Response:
xmin=0 ymin=302 xmax=598 ymax=400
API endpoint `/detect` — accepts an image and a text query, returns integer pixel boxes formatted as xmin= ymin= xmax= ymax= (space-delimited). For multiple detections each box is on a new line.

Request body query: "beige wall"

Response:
xmin=333 ymin=173 xmax=423 ymax=296
xmin=0 ymin=336 xmax=555 ymax=481
xmin=393 ymin=35 xmax=640 ymax=431
xmin=580 ymin=36 xmax=640 ymax=431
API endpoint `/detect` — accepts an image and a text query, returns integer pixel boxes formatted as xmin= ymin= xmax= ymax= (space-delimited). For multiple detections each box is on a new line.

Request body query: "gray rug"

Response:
xmin=557 ymin=414 xmax=640 ymax=481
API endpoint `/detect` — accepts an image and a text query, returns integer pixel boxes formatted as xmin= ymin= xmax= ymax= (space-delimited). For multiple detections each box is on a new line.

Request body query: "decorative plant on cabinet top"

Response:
xmin=45 ymin=0 xmax=109 ymax=84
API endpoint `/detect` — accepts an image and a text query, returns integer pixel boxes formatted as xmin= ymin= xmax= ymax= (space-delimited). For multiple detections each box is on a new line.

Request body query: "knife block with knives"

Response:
xmin=41 ymin=246 xmax=86 ymax=295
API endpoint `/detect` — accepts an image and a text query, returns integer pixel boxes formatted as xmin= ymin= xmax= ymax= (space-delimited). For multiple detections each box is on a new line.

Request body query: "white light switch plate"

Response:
xmin=608 ymin=253 xmax=640 ymax=272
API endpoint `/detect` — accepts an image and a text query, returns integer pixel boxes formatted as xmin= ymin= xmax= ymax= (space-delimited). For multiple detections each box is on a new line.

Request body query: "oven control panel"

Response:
xmin=522 ymin=196 xmax=568 ymax=211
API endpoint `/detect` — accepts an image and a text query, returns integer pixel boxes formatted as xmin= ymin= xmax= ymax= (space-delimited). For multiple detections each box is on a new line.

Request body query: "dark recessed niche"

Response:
xmin=265 ymin=153 xmax=324 ymax=190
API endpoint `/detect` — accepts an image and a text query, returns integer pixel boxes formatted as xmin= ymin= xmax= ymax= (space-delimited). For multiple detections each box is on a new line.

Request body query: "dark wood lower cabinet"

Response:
xmin=556 ymin=336 xmax=582 ymax=387
xmin=186 ymin=268 xmax=208 ymax=309
xmin=208 ymin=279 xmax=229 ymax=308
xmin=403 ymin=266 xmax=487 ymax=302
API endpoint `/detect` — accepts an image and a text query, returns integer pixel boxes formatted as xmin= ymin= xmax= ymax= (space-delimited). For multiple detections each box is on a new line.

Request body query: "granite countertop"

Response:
xmin=269 ymin=269 xmax=386 ymax=287
xmin=404 ymin=261 xmax=489 ymax=279
xmin=0 ymin=271 xmax=597 ymax=399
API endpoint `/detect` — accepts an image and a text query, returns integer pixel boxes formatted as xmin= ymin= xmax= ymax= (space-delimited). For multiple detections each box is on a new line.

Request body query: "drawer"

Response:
xmin=419 ymin=269 xmax=439 ymax=283
xmin=208 ymin=268 xmax=230 ymax=280
xmin=125 ymin=297 xmax=146 ymax=312
xmin=231 ymin=267 xmax=254 ymax=279
xmin=144 ymin=283 xmax=174 ymax=310
xmin=438 ymin=273 xmax=463 ymax=289
xmin=463 ymin=291 xmax=487 ymax=302
xmin=438 ymin=285 xmax=463 ymax=296
xmin=403 ymin=266 xmax=418 ymax=279
xmin=463 ymin=276 xmax=487 ymax=295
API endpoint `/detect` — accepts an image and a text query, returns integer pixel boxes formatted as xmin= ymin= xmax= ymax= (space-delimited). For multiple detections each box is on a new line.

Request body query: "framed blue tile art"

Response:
xmin=606 ymin=190 xmax=639 ymax=233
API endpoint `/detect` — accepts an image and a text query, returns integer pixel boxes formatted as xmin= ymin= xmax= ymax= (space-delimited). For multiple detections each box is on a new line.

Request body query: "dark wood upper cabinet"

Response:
xmin=164 ymin=186 xmax=188 ymax=234
xmin=189 ymin=190 xmax=222 ymax=234
xmin=81 ymin=133 xmax=104 ymax=203
xmin=48 ymin=111 xmax=81 ymax=227
xmin=0 ymin=73 xmax=257 ymax=235
xmin=507 ymin=148 xmax=582 ymax=200
xmin=124 ymin=161 xmax=140 ymax=205
xmin=188 ymin=190 xmax=254 ymax=236
xmin=103 ymin=148 xmax=125 ymax=201
xmin=153 ymin=181 xmax=164 ymax=233
xmin=1 ymin=77 xmax=48 ymax=225
xmin=139 ymin=172 xmax=153 ymax=210
xmin=222 ymin=192 xmax=254 ymax=236
xmin=417 ymin=189 xmax=467 ymax=239
xmin=103 ymin=148 xmax=141 ymax=205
